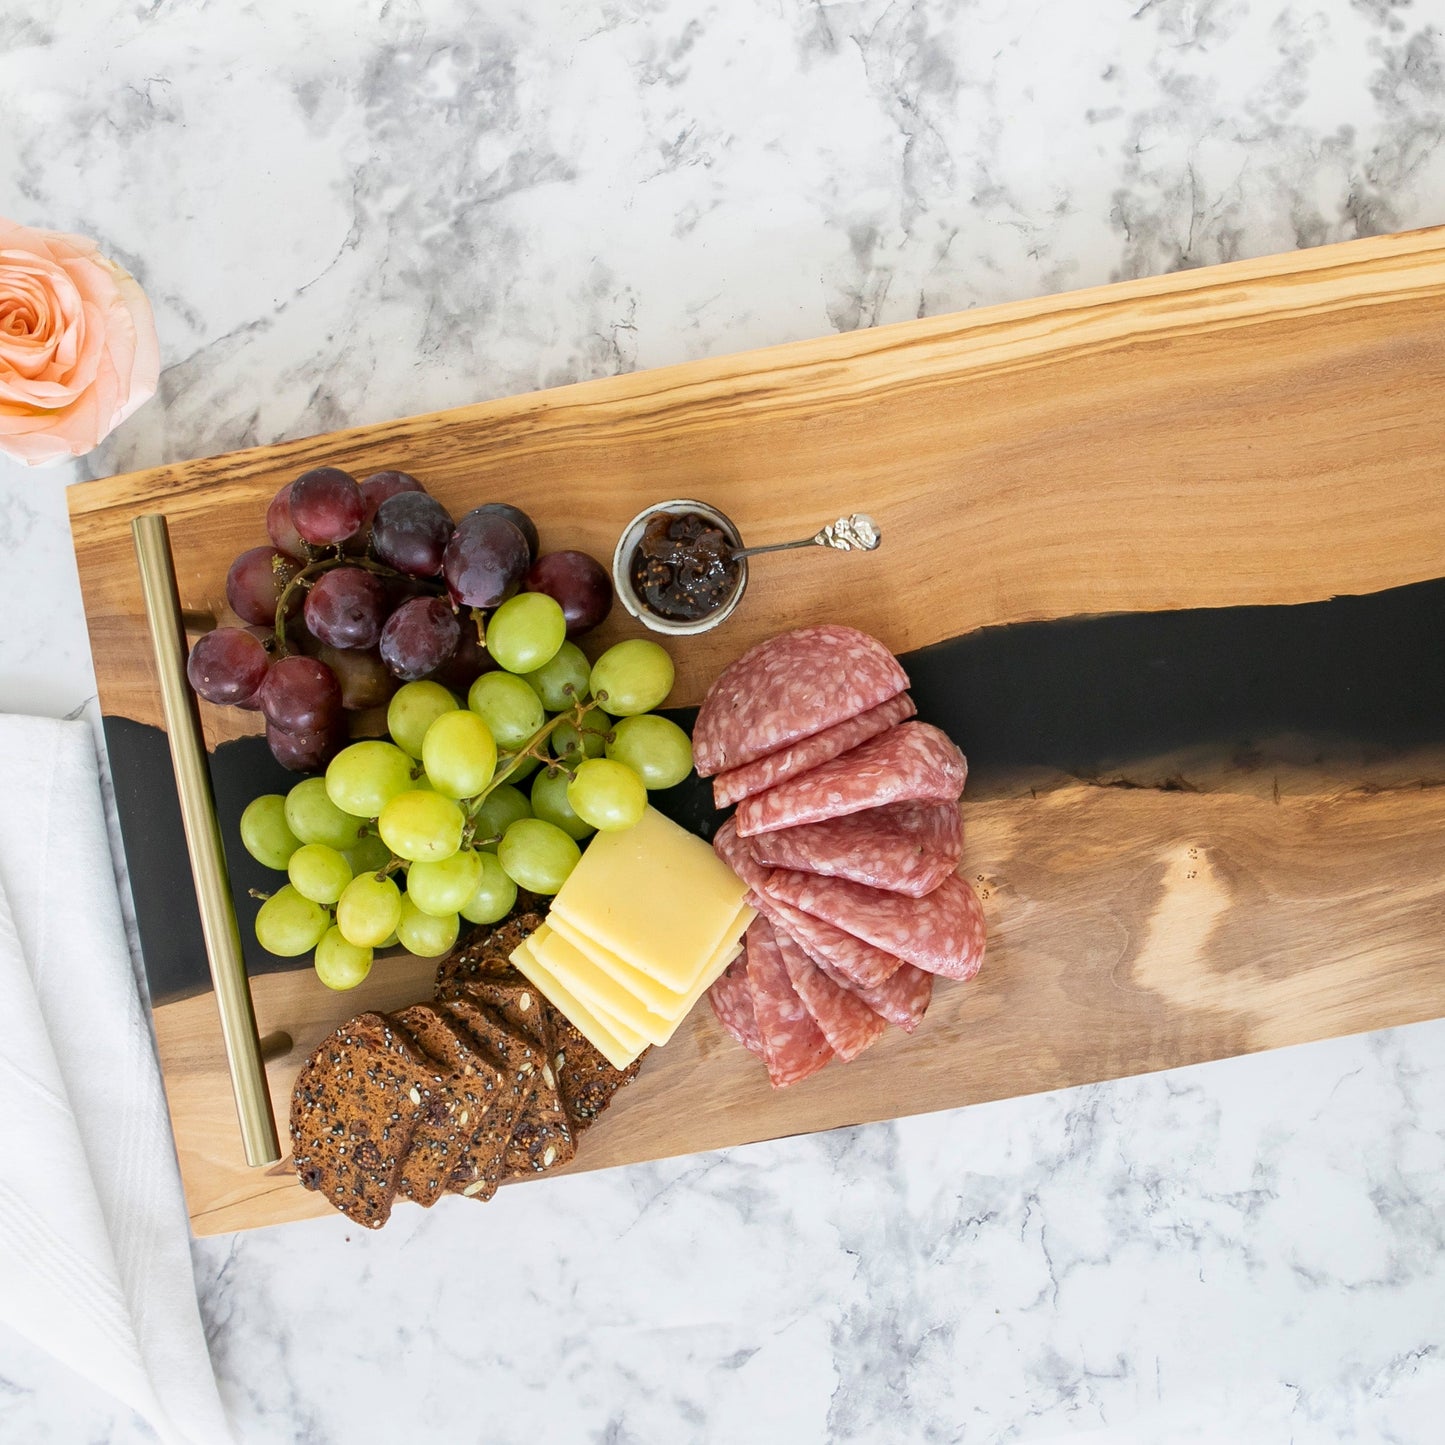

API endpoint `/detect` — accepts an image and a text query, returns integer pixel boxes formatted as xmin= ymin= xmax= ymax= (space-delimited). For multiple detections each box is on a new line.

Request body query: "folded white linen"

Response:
xmin=0 ymin=713 xmax=233 ymax=1444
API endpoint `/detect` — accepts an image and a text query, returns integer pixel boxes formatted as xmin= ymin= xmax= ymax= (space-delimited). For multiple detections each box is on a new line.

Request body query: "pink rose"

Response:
xmin=0 ymin=217 xmax=160 ymax=465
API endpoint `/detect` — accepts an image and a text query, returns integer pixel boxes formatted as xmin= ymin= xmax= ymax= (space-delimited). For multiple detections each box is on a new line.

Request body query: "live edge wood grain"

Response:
xmin=68 ymin=228 xmax=1445 ymax=1234
xmin=71 ymin=226 xmax=1445 ymax=737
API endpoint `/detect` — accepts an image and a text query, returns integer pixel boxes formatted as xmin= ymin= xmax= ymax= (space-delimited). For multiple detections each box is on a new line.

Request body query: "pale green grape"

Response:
xmin=470 ymin=784 xmax=532 ymax=848
xmin=326 ymin=740 xmax=416 ymax=818
xmin=567 ymin=757 xmax=647 ymax=832
xmin=588 ymin=639 xmax=674 ymax=716
xmin=284 ymin=776 xmax=363 ymax=850
xmin=255 ymin=884 xmax=330 ymax=956
xmin=421 ymin=709 xmax=497 ymax=799
xmin=605 ymin=714 xmax=694 ymax=790
xmin=287 ymin=843 xmax=353 ymax=906
xmin=487 ymin=592 xmax=567 ymax=674
xmin=387 ymin=679 xmax=459 ymax=758
xmin=336 ymin=872 xmax=402 ymax=948
xmin=523 ymin=640 xmax=591 ymax=712
xmin=468 ymin=672 xmax=546 ymax=750
xmin=459 ymin=851 xmax=517 ymax=924
xmin=378 ymin=789 xmax=463 ymax=862
xmin=406 ymin=848 xmax=484 ymax=917
xmin=240 ymin=794 xmax=301 ymax=871
xmin=552 ymin=710 xmax=613 ymax=766
xmin=497 ymin=818 xmax=581 ymax=894
xmin=344 ymin=832 xmax=392 ymax=877
xmin=396 ymin=895 xmax=460 ymax=957
xmin=314 ymin=926 xmax=373 ymax=990
xmin=530 ymin=765 xmax=596 ymax=842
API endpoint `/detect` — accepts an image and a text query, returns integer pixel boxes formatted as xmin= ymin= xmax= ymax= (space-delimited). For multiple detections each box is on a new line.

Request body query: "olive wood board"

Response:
xmin=66 ymin=225 xmax=1445 ymax=1234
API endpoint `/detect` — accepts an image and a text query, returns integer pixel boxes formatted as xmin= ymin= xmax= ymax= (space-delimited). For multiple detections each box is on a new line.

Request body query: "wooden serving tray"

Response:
xmin=70 ymin=227 xmax=1445 ymax=1235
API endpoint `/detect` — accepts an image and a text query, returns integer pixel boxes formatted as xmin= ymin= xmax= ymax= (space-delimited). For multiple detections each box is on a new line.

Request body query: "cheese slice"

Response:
xmin=543 ymin=914 xmax=687 ymax=1020
xmin=549 ymin=806 xmax=751 ymax=991
xmin=535 ymin=925 xmax=743 ymax=1048
xmin=547 ymin=903 xmax=754 ymax=1022
xmin=509 ymin=933 xmax=646 ymax=1071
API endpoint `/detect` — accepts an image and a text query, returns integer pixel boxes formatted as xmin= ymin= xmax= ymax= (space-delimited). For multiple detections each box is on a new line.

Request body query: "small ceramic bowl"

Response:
xmin=613 ymin=499 xmax=749 ymax=636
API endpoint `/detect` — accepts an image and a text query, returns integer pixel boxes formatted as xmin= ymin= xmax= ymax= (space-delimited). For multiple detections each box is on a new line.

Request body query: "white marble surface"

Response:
xmin=3 ymin=0 xmax=1445 ymax=1440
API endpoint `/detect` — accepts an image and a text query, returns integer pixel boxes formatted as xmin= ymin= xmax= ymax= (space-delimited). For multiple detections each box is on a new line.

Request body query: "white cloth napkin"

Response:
xmin=0 ymin=713 xmax=234 ymax=1445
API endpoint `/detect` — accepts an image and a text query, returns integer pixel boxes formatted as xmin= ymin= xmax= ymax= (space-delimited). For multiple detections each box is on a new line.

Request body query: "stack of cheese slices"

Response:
xmin=510 ymin=806 xmax=755 ymax=1069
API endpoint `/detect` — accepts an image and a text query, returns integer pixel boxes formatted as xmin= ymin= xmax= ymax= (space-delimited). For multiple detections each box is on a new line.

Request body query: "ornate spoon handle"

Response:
xmin=730 ymin=513 xmax=881 ymax=561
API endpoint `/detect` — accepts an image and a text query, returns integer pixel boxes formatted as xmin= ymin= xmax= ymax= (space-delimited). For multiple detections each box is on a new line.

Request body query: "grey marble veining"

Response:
xmin=3 ymin=1 xmax=1445 ymax=1441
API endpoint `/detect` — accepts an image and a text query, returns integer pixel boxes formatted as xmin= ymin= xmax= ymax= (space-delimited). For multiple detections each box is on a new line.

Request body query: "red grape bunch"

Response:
xmin=185 ymin=467 xmax=615 ymax=771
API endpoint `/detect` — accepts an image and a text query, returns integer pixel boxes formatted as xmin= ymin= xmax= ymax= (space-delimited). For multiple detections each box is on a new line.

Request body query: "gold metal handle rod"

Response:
xmin=132 ymin=514 xmax=281 ymax=1167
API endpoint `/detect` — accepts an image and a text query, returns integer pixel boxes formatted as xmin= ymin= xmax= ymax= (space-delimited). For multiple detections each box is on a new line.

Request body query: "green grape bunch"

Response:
xmin=237 ymin=624 xmax=694 ymax=991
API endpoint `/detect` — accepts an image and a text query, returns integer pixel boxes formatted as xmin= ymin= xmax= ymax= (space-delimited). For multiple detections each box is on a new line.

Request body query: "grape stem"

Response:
xmin=457 ymin=697 xmax=602 ymax=846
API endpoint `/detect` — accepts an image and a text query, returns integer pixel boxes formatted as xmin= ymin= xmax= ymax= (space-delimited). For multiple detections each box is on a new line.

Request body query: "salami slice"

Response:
xmin=711 ymin=694 xmax=917 ymax=809
xmin=712 ymin=816 xmax=771 ymax=892
xmin=708 ymin=953 xmax=763 ymax=1056
xmin=759 ymin=893 xmax=903 ymax=989
xmin=735 ymin=722 xmax=967 ymax=837
xmin=772 ymin=926 xmax=886 ymax=1061
xmin=693 ymin=625 xmax=909 ymax=776
xmin=744 ymin=917 xmax=834 ymax=1087
xmin=749 ymin=799 xmax=963 ymax=897
xmin=768 ymin=870 xmax=986 ymax=980
xmin=834 ymin=962 xmax=934 ymax=1033
xmin=714 ymin=819 xmax=904 ymax=989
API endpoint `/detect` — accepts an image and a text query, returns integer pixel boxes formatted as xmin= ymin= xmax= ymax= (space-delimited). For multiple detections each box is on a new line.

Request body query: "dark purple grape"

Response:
xmin=226 ymin=547 xmax=300 ymax=627
xmin=379 ymin=596 xmax=460 ymax=681
xmin=266 ymin=485 xmax=307 ymax=560
xmin=359 ymin=470 xmax=426 ymax=524
xmin=289 ymin=468 xmax=365 ymax=545
xmin=234 ymin=626 xmax=277 ymax=709
xmin=371 ymin=492 xmax=454 ymax=578
xmin=258 ymin=655 xmax=343 ymax=734
xmin=442 ymin=511 xmax=529 ymax=609
xmin=186 ymin=627 xmax=270 ymax=705
xmin=424 ymin=620 xmax=496 ymax=691
xmin=313 ymin=644 xmax=396 ymax=711
xmin=525 ymin=550 xmax=614 ymax=638
xmin=470 ymin=502 xmax=538 ymax=562
xmin=303 ymin=566 xmax=389 ymax=649
xmin=267 ymin=719 xmax=346 ymax=773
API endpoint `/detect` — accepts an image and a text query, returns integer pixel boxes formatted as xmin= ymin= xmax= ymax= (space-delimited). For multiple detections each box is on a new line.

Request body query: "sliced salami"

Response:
xmin=735 ymin=722 xmax=967 ymax=838
xmin=749 ymin=799 xmax=963 ymax=897
xmin=716 ymin=817 xmax=904 ymax=990
xmin=693 ymin=625 xmax=909 ymax=776
xmin=711 ymin=694 xmax=917 ymax=809
xmin=743 ymin=917 xmax=834 ymax=1087
xmin=835 ymin=962 xmax=934 ymax=1033
xmin=712 ymin=816 xmax=771 ymax=892
xmin=768 ymin=870 xmax=986 ymax=980
xmin=772 ymin=926 xmax=886 ymax=1061
xmin=759 ymin=893 xmax=903 ymax=989
xmin=708 ymin=953 xmax=763 ymax=1056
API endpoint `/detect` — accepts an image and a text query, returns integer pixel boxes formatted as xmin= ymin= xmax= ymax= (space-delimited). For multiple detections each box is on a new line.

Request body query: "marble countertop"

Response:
xmin=3 ymin=1 xmax=1445 ymax=1440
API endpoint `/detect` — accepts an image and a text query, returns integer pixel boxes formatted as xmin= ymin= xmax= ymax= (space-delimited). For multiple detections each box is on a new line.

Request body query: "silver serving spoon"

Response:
xmin=730 ymin=513 xmax=881 ymax=561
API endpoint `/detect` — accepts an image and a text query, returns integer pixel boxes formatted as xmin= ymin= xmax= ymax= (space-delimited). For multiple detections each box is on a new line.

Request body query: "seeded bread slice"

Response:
xmin=390 ymin=1004 xmax=509 ymax=1209
xmin=290 ymin=1013 xmax=436 ymax=1229
xmin=436 ymin=920 xmax=644 ymax=1131
xmin=432 ymin=994 xmax=571 ymax=1182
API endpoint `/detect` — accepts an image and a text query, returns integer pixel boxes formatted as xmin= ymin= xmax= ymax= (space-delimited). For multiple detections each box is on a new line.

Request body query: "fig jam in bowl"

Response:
xmin=613 ymin=500 xmax=748 ymax=635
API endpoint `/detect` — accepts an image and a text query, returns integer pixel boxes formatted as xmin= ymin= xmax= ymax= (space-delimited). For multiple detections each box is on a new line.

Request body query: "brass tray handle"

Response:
xmin=132 ymin=514 xmax=281 ymax=1167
